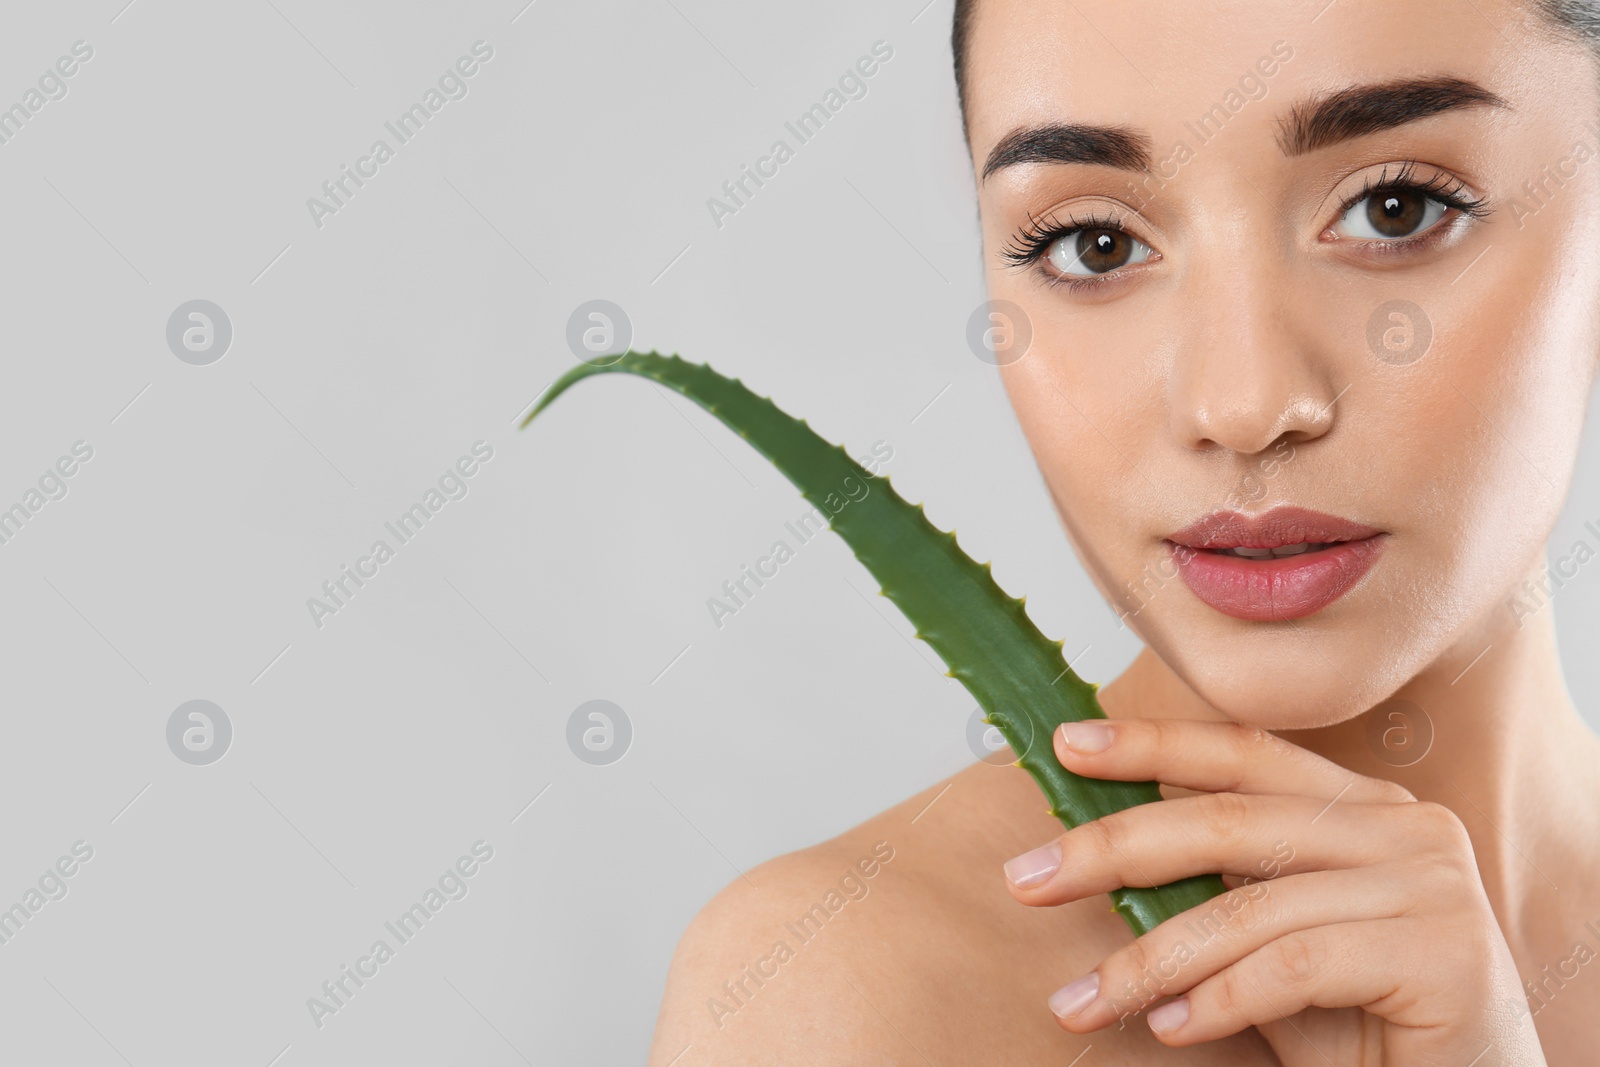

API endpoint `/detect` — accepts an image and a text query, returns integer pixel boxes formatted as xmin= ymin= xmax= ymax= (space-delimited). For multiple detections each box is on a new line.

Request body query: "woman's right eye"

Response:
xmin=1043 ymin=227 xmax=1156 ymax=277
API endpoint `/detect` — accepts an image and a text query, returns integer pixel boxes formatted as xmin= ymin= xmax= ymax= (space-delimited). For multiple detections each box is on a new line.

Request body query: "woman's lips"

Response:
xmin=1165 ymin=506 xmax=1386 ymax=622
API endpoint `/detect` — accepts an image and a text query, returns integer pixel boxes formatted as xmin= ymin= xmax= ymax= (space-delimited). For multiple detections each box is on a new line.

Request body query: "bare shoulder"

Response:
xmin=647 ymin=823 xmax=909 ymax=1065
xmin=647 ymin=760 xmax=973 ymax=1066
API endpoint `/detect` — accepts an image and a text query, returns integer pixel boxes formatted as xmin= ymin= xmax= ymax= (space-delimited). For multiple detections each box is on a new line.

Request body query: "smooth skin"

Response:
xmin=652 ymin=0 xmax=1600 ymax=1063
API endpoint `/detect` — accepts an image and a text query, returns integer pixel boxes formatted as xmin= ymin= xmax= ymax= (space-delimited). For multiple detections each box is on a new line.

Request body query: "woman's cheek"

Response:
xmin=1003 ymin=361 xmax=1157 ymax=618
xmin=1404 ymin=268 xmax=1587 ymax=629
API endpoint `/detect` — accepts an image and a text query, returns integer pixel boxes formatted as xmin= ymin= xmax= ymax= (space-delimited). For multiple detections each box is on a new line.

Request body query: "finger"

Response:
xmin=1140 ymin=919 xmax=1420 ymax=1045
xmin=1045 ymin=869 xmax=1409 ymax=1032
xmin=1053 ymin=718 xmax=1416 ymax=805
xmin=1003 ymin=793 xmax=1443 ymax=904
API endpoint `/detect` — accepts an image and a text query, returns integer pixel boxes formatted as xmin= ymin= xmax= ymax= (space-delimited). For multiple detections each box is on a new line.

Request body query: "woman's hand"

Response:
xmin=1000 ymin=719 xmax=1546 ymax=1066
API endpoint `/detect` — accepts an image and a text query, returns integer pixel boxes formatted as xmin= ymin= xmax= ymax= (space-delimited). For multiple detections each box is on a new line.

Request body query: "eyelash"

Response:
xmin=1343 ymin=159 xmax=1491 ymax=223
xmin=1003 ymin=160 xmax=1492 ymax=292
xmin=1001 ymin=209 xmax=1131 ymax=293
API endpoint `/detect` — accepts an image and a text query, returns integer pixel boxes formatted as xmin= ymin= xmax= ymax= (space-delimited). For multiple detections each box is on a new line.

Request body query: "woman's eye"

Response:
xmin=1333 ymin=187 xmax=1450 ymax=242
xmin=1045 ymin=228 xmax=1154 ymax=276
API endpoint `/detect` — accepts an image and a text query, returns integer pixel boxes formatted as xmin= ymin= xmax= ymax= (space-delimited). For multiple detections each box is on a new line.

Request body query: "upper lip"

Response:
xmin=1167 ymin=506 xmax=1383 ymax=551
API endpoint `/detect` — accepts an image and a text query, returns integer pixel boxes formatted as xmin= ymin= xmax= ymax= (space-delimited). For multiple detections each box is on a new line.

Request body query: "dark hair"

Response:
xmin=950 ymin=0 xmax=978 ymax=136
xmin=952 ymin=0 xmax=1600 ymax=137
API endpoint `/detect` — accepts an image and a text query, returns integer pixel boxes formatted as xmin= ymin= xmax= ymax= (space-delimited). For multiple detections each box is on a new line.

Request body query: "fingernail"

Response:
xmin=1061 ymin=721 xmax=1113 ymax=753
xmin=1003 ymin=842 xmax=1061 ymax=888
xmin=1148 ymin=996 xmax=1189 ymax=1034
xmin=1048 ymin=972 xmax=1099 ymax=1018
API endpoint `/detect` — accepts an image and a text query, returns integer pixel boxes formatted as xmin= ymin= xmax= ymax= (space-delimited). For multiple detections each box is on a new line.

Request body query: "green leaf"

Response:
xmin=523 ymin=351 xmax=1226 ymax=936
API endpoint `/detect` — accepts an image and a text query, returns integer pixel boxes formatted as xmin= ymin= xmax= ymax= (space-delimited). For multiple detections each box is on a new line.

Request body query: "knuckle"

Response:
xmin=1120 ymin=718 xmax=1164 ymax=766
xmin=1215 ymin=724 xmax=1275 ymax=792
xmin=1148 ymin=717 xmax=1185 ymax=756
xmin=1221 ymin=885 xmax=1276 ymax=939
xmin=1106 ymin=933 xmax=1196 ymax=1017
xmin=1407 ymin=801 xmax=1473 ymax=855
xmin=1266 ymin=931 xmax=1328 ymax=989
xmin=1412 ymin=857 xmax=1476 ymax=903
xmin=1196 ymin=790 xmax=1254 ymax=844
xmin=1085 ymin=813 xmax=1135 ymax=873
xmin=1207 ymin=963 xmax=1252 ymax=1020
xmin=1109 ymin=934 xmax=1159 ymax=995
xmin=1229 ymin=723 xmax=1277 ymax=757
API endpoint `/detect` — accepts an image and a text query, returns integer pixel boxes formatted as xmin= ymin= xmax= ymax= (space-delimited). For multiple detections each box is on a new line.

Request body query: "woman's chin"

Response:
xmin=1138 ymin=619 xmax=1412 ymax=731
xmin=1207 ymin=691 xmax=1372 ymax=732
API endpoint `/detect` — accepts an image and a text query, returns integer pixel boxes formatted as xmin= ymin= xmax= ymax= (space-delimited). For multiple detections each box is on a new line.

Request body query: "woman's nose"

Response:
xmin=1165 ymin=250 xmax=1342 ymax=457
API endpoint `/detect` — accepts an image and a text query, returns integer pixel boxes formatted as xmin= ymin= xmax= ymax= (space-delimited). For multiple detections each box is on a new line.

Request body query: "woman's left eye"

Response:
xmin=1333 ymin=187 xmax=1451 ymax=242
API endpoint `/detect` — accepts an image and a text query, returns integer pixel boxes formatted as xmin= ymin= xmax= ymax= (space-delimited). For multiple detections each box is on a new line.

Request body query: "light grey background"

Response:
xmin=0 ymin=1 xmax=1596 ymax=1064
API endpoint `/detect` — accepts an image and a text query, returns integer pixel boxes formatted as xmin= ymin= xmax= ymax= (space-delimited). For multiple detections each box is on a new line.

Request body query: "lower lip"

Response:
xmin=1168 ymin=536 xmax=1386 ymax=621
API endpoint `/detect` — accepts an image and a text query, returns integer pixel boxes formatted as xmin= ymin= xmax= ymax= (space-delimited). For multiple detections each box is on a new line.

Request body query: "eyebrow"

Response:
xmin=980 ymin=75 xmax=1511 ymax=182
xmin=981 ymin=123 xmax=1152 ymax=181
xmin=1279 ymin=75 xmax=1510 ymax=155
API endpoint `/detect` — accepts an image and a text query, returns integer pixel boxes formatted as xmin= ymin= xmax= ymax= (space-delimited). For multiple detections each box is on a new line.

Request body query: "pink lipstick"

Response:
xmin=1166 ymin=506 xmax=1386 ymax=621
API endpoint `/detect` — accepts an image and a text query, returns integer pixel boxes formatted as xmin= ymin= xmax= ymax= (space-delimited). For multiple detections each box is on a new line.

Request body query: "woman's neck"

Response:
xmin=1098 ymin=565 xmax=1600 ymax=955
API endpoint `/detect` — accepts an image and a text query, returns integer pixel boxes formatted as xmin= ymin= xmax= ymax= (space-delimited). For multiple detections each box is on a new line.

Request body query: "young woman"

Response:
xmin=651 ymin=0 xmax=1600 ymax=1062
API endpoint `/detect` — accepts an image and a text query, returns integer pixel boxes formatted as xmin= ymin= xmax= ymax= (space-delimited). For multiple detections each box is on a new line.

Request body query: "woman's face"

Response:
xmin=968 ymin=0 xmax=1600 ymax=727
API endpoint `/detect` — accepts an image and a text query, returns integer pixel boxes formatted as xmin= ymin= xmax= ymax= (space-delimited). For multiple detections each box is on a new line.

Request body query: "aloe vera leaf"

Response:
xmin=522 ymin=350 xmax=1226 ymax=937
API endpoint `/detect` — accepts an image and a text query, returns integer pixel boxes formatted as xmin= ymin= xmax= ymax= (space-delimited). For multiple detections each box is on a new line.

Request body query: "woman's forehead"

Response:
xmin=961 ymin=0 xmax=1559 ymax=163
